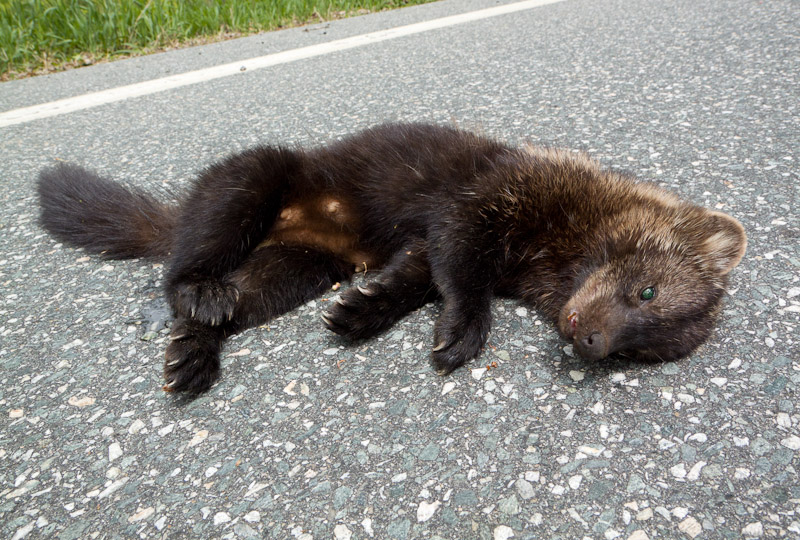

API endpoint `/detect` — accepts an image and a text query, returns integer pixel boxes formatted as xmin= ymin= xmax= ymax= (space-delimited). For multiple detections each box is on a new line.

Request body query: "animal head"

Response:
xmin=558 ymin=207 xmax=747 ymax=362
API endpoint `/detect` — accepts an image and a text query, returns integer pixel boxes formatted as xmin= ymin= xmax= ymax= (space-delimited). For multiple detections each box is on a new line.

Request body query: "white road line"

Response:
xmin=0 ymin=0 xmax=566 ymax=128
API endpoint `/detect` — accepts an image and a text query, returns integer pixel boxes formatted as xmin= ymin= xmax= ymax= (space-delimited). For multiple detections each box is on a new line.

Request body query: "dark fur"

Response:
xmin=37 ymin=123 xmax=747 ymax=393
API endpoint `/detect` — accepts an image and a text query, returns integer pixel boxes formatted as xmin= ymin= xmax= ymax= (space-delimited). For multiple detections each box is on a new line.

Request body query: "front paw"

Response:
xmin=431 ymin=312 xmax=490 ymax=375
xmin=321 ymin=282 xmax=397 ymax=339
xmin=163 ymin=320 xmax=222 ymax=393
xmin=167 ymin=277 xmax=240 ymax=326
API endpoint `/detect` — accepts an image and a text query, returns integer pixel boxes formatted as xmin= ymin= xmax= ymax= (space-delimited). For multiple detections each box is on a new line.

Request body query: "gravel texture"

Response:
xmin=1 ymin=0 xmax=798 ymax=538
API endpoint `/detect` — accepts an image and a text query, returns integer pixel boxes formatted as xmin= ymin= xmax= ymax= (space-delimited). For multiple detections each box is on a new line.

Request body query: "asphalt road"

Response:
xmin=1 ymin=0 xmax=798 ymax=538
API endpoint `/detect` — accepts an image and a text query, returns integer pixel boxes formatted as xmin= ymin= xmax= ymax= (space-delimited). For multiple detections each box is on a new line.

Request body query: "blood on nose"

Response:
xmin=567 ymin=311 xmax=578 ymax=331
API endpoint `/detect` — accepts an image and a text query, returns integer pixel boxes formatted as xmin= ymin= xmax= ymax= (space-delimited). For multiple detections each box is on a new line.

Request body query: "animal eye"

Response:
xmin=640 ymin=286 xmax=656 ymax=301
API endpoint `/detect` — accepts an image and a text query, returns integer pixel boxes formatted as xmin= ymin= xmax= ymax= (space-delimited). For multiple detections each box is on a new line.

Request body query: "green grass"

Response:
xmin=0 ymin=0 xmax=432 ymax=79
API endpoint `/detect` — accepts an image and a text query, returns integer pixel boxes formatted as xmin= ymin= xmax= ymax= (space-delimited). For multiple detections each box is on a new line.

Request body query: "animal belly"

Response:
xmin=264 ymin=196 xmax=376 ymax=270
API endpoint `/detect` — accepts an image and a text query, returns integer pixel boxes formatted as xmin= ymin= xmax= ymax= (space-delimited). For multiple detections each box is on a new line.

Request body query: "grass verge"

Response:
xmin=1 ymin=0 xmax=433 ymax=80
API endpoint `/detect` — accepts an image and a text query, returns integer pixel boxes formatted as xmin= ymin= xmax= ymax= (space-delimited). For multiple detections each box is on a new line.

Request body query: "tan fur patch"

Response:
xmin=319 ymin=197 xmax=350 ymax=225
xmin=521 ymin=145 xmax=601 ymax=172
xmin=702 ymin=211 xmax=747 ymax=274
xmin=323 ymin=198 xmax=341 ymax=214
xmin=636 ymin=183 xmax=682 ymax=208
xmin=267 ymin=196 xmax=376 ymax=268
xmin=279 ymin=206 xmax=303 ymax=222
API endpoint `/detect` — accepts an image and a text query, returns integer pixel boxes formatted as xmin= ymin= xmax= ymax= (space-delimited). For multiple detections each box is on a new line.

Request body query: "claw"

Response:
xmin=432 ymin=340 xmax=448 ymax=352
xmin=321 ymin=313 xmax=334 ymax=327
xmin=169 ymin=332 xmax=188 ymax=341
xmin=357 ymin=285 xmax=377 ymax=296
xmin=162 ymin=380 xmax=175 ymax=392
xmin=335 ymin=296 xmax=347 ymax=307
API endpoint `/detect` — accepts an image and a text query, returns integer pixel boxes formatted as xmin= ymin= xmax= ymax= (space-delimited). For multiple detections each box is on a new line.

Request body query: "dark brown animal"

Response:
xmin=37 ymin=123 xmax=747 ymax=393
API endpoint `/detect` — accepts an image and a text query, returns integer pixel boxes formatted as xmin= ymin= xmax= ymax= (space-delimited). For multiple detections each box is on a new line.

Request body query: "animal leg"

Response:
xmin=163 ymin=245 xmax=352 ymax=393
xmin=322 ymin=241 xmax=437 ymax=339
xmin=165 ymin=146 xmax=302 ymax=325
xmin=426 ymin=225 xmax=500 ymax=375
xmin=430 ymin=289 xmax=493 ymax=375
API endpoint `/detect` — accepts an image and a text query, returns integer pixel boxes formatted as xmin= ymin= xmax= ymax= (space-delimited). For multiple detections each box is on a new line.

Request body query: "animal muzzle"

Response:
xmin=573 ymin=330 xmax=609 ymax=360
xmin=562 ymin=309 xmax=613 ymax=361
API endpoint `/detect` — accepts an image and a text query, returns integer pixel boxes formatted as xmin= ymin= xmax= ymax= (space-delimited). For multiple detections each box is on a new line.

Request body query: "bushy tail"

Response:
xmin=37 ymin=163 xmax=177 ymax=259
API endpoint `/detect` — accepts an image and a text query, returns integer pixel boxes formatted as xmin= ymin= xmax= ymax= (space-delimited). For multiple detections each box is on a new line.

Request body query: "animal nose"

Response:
xmin=576 ymin=331 xmax=607 ymax=361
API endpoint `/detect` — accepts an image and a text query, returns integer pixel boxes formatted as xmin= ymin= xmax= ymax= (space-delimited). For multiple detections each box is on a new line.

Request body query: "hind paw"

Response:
xmin=163 ymin=320 xmax=222 ymax=393
xmin=168 ymin=277 xmax=240 ymax=326
xmin=322 ymin=282 xmax=401 ymax=339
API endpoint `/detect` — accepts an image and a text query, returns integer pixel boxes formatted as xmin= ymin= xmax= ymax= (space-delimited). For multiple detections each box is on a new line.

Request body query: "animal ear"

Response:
xmin=700 ymin=211 xmax=747 ymax=275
